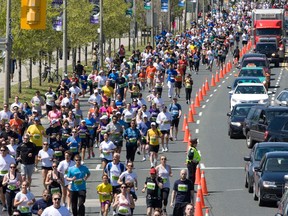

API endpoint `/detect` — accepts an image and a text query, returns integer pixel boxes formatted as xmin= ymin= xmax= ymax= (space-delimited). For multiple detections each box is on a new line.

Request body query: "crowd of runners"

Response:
xmin=0 ymin=0 xmax=285 ymax=215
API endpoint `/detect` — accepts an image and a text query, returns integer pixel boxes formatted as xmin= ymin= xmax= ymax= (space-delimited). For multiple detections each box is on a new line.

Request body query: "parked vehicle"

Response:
xmin=253 ymin=151 xmax=288 ymax=206
xmin=267 ymin=116 xmax=288 ymax=142
xmin=243 ymin=106 xmax=288 ymax=148
xmin=244 ymin=142 xmax=288 ymax=193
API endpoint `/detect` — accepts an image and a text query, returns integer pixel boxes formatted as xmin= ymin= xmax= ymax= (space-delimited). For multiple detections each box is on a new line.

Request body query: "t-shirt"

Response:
xmin=97 ymin=182 xmax=113 ymax=202
xmin=146 ymin=66 xmax=157 ymax=79
xmin=101 ymin=86 xmax=114 ymax=98
xmin=105 ymin=162 xmax=125 ymax=186
xmin=15 ymin=191 xmax=35 ymax=213
xmin=119 ymin=171 xmax=137 ymax=192
xmin=145 ymin=177 xmax=162 ymax=198
xmin=57 ymin=159 xmax=76 ymax=186
xmin=147 ymin=129 xmax=161 ymax=146
xmin=99 ymin=141 xmax=116 ymax=161
xmin=173 ymin=179 xmax=193 ymax=204
xmin=41 ymin=205 xmax=71 ymax=216
xmin=38 ymin=149 xmax=54 ymax=167
xmin=27 ymin=124 xmax=45 ymax=147
xmin=67 ymin=165 xmax=90 ymax=191
xmin=169 ymin=103 xmax=181 ymax=119
xmin=0 ymin=154 xmax=15 ymax=176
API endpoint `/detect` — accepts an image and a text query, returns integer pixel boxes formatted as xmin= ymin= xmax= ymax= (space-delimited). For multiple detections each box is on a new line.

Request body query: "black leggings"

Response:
xmin=126 ymin=145 xmax=137 ymax=162
xmin=161 ymin=188 xmax=170 ymax=207
xmin=187 ymin=162 xmax=197 ymax=188
xmin=185 ymin=88 xmax=192 ymax=101
xmin=6 ymin=189 xmax=19 ymax=215
xmin=71 ymin=190 xmax=86 ymax=216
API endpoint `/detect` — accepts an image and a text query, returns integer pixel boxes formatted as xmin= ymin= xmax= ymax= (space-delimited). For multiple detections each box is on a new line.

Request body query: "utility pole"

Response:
xmin=151 ymin=0 xmax=154 ymax=46
xmin=132 ymin=0 xmax=136 ymax=51
xmin=196 ymin=0 xmax=199 ymax=21
xmin=4 ymin=0 xmax=11 ymax=104
xmin=184 ymin=0 xmax=187 ymax=31
xmin=168 ymin=0 xmax=171 ymax=32
xmin=99 ymin=0 xmax=103 ymax=68
xmin=63 ymin=0 xmax=68 ymax=76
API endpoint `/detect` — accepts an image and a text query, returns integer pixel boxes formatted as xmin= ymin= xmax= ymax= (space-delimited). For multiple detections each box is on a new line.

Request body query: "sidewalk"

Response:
xmin=0 ymin=35 xmax=135 ymax=89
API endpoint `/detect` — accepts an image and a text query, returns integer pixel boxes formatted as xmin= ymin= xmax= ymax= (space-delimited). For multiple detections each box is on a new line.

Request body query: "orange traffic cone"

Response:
xmin=205 ymin=78 xmax=210 ymax=92
xmin=215 ymin=71 xmax=220 ymax=83
xmin=197 ymin=184 xmax=207 ymax=208
xmin=194 ymin=94 xmax=200 ymax=107
xmin=188 ymin=107 xmax=195 ymax=123
xmin=198 ymin=89 xmax=203 ymax=102
xmin=202 ymin=83 xmax=206 ymax=96
xmin=182 ymin=114 xmax=187 ymax=132
xmin=201 ymin=171 xmax=208 ymax=196
xmin=223 ymin=65 xmax=227 ymax=75
xmin=205 ymin=209 xmax=210 ymax=216
xmin=210 ymin=74 xmax=216 ymax=87
xmin=219 ymin=69 xmax=223 ymax=79
xmin=190 ymin=100 xmax=197 ymax=115
xmin=183 ymin=125 xmax=189 ymax=142
xmin=194 ymin=194 xmax=203 ymax=216
xmin=195 ymin=164 xmax=201 ymax=185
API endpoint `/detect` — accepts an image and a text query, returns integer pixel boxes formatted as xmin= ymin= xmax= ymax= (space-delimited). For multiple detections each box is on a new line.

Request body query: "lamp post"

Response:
xmin=99 ymin=0 xmax=103 ymax=68
xmin=63 ymin=0 xmax=68 ymax=76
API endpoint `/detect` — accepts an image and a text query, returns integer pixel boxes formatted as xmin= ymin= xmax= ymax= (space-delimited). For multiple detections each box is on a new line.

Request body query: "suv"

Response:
xmin=267 ymin=116 xmax=288 ymax=142
xmin=255 ymin=42 xmax=283 ymax=67
xmin=243 ymin=106 xmax=288 ymax=148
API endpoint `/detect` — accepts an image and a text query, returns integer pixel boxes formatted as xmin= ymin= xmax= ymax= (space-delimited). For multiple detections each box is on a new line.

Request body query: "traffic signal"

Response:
xmin=21 ymin=0 xmax=47 ymax=30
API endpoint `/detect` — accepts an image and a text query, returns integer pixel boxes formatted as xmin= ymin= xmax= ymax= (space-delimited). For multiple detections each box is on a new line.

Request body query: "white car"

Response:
xmin=230 ymin=83 xmax=270 ymax=110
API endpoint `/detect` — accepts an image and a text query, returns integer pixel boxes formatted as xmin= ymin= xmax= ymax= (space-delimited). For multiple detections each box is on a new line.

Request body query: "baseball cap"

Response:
xmin=116 ymin=112 xmax=121 ymax=115
xmin=100 ymin=115 xmax=108 ymax=120
xmin=51 ymin=119 xmax=58 ymax=125
xmin=150 ymin=167 xmax=157 ymax=174
xmin=94 ymin=89 xmax=98 ymax=93
xmin=151 ymin=122 xmax=156 ymax=126
xmin=32 ymin=109 xmax=38 ymax=113
xmin=34 ymin=117 xmax=40 ymax=121
xmin=81 ymin=120 xmax=86 ymax=123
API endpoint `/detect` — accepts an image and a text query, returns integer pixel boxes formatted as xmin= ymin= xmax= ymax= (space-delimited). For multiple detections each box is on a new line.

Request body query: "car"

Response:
xmin=236 ymin=67 xmax=270 ymax=88
xmin=240 ymin=53 xmax=267 ymax=66
xmin=227 ymin=77 xmax=261 ymax=101
xmin=275 ymin=89 xmax=288 ymax=106
xmin=255 ymin=42 xmax=283 ymax=67
xmin=227 ymin=103 xmax=257 ymax=138
xmin=267 ymin=116 xmax=288 ymax=142
xmin=253 ymin=151 xmax=288 ymax=206
xmin=240 ymin=57 xmax=271 ymax=75
xmin=275 ymin=176 xmax=288 ymax=216
xmin=244 ymin=142 xmax=288 ymax=194
xmin=243 ymin=106 xmax=288 ymax=148
xmin=230 ymin=83 xmax=270 ymax=110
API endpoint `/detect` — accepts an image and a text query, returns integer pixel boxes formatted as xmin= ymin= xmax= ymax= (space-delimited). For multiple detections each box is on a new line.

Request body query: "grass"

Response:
xmin=0 ymin=43 xmax=147 ymax=105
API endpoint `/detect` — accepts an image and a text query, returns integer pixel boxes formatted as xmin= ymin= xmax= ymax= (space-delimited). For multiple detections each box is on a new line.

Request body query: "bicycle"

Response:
xmin=42 ymin=66 xmax=62 ymax=83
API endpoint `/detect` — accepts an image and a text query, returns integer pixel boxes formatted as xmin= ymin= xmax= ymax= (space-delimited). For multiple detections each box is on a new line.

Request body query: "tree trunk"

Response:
xmin=78 ymin=46 xmax=81 ymax=62
xmin=56 ymin=49 xmax=59 ymax=78
xmin=39 ymin=58 xmax=42 ymax=86
xmin=29 ymin=58 xmax=32 ymax=89
xmin=128 ymin=31 xmax=131 ymax=52
xmin=72 ymin=48 xmax=76 ymax=71
xmin=108 ymin=38 xmax=111 ymax=58
xmin=141 ymin=30 xmax=143 ymax=46
xmin=18 ymin=59 xmax=22 ymax=93
xmin=85 ymin=46 xmax=88 ymax=66
xmin=113 ymin=38 xmax=116 ymax=55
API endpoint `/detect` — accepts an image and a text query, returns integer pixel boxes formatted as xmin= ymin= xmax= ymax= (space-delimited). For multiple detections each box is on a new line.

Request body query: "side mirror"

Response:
xmin=227 ymin=86 xmax=232 ymax=89
xmin=236 ymin=65 xmax=240 ymax=69
xmin=227 ymin=112 xmax=231 ymax=117
xmin=254 ymin=166 xmax=261 ymax=172
xmin=281 ymin=101 xmax=288 ymax=106
xmin=244 ymin=156 xmax=251 ymax=162
xmin=228 ymin=90 xmax=233 ymax=94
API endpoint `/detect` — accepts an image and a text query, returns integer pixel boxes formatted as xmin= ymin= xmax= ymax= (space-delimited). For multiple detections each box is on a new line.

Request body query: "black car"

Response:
xmin=253 ymin=151 xmax=288 ymax=206
xmin=243 ymin=106 xmax=288 ymax=148
xmin=244 ymin=142 xmax=288 ymax=193
xmin=267 ymin=116 xmax=288 ymax=142
xmin=275 ymin=177 xmax=288 ymax=216
xmin=240 ymin=53 xmax=267 ymax=66
xmin=255 ymin=42 xmax=283 ymax=67
xmin=227 ymin=103 xmax=257 ymax=138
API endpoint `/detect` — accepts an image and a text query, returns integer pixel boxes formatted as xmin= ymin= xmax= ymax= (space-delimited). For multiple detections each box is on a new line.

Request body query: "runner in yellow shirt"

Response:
xmin=147 ymin=122 xmax=162 ymax=168
xmin=101 ymin=80 xmax=114 ymax=98
xmin=97 ymin=174 xmax=113 ymax=216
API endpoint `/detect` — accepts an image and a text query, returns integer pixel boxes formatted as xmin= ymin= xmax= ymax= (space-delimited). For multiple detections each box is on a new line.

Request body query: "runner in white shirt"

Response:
xmin=156 ymin=106 xmax=173 ymax=152
xmin=99 ymin=133 xmax=116 ymax=170
xmin=38 ymin=142 xmax=54 ymax=189
xmin=41 ymin=192 xmax=71 ymax=216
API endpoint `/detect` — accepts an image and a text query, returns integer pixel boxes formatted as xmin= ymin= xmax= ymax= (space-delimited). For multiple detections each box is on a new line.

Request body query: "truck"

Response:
xmin=252 ymin=9 xmax=285 ymax=46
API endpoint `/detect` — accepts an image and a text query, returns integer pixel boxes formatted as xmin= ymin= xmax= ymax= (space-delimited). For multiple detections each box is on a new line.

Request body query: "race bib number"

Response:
xmin=70 ymin=147 xmax=77 ymax=153
xmin=74 ymin=179 xmax=83 ymax=185
xmin=19 ymin=206 xmax=29 ymax=213
xmin=178 ymin=184 xmax=188 ymax=192
xmin=147 ymin=182 xmax=156 ymax=190
xmin=51 ymin=187 xmax=61 ymax=194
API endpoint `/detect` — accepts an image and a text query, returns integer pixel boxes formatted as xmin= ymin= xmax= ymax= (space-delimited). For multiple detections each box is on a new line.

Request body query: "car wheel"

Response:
xmin=253 ymin=183 xmax=258 ymax=201
xmin=244 ymin=174 xmax=248 ymax=188
xmin=248 ymin=178 xmax=253 ymax=193
xmin=258 ymin=188 xmax=265 ymax=206
xmin=229 ymin=129 xmax=234 ymax=139
xmin=246 ymin=132 xmax=254 ymax=148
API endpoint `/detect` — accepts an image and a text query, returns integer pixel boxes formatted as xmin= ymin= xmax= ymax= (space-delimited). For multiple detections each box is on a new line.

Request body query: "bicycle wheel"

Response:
xmin=41 ymin=72 xmax=47 ymax=82
xmin=54 ymin=74 xmax=62 ymax=83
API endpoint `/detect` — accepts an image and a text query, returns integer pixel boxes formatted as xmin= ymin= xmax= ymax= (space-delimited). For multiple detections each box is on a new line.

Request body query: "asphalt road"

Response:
xmin=3 ymin=51 xmax=288 ymax=216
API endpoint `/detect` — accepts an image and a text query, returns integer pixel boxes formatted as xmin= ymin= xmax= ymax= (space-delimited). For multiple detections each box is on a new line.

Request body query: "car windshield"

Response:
xmin=255 ymin=147 xmax=288 ymax=161
xmin=239 ymin=69 xmax=264 ymax=77
xmin=232 ymin=106 xmax=252 ymax=117
xmin=256 ymin=28 xmax=281 ymax=36
xmin=233 ymin=79 xmax=260 ymax=89
xmin=256 ymin=43 xmax=277 ymax=52
xmin=266 ymin=111 xmax=288 ymax=123
xmin=264 ymin=157 xmax=288 ymax=171
xmin=234 ymin=85 xmax=266 ymax=94
xmin=277 ymin=92 xmax=288 ymax=102
xmin=242 ymin=60 xmax=266 ymax=67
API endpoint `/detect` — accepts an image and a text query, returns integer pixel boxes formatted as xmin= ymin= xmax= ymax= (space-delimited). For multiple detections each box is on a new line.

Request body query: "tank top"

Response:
xmin=6 ymin=172 xmax=20 ymax=191
xmin=158 ymin=164 xmax=170 ymax=188
xmin=49 ymin=171 xmax=62 ymax=195
xmin=117 ymin=193 xmax=131 ymax=215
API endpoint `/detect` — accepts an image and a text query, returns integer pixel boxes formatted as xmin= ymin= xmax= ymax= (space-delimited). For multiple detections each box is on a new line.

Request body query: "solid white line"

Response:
xmin=210 ymin=94 xmax=213 ymax=97
xmin=96 ymin=164 xmax=102 ymax=170
xmin=196 ymin=120 xmax=200 ymax=124
xmin=200 ymin=163 xmax=205 ymax=169
xmin=222 ymin=80 xmax=225 ymax=83
xmin=214 ymin=89 xmax=217 ymax=92
xmin=218 ymin=85 xmax=221 ymax=87
xmin=199 ymin=112 xmax=202 ymax=116
xmin=206 ymin=99 xmax=209 ymax=102
xmin=226 ymin=189 xmax=244 ymax=192
xmin=202 ymin=105 xmax=206 ymax=108
xmin=195 ymin=129 xmax=199 ymax=133
xmin=138 ymin=166 xmax=243 ymax=171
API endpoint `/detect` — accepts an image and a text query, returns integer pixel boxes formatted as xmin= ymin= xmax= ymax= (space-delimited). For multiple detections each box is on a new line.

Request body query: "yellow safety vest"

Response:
xmin=186 ymin=146 xmax=201 ymax=163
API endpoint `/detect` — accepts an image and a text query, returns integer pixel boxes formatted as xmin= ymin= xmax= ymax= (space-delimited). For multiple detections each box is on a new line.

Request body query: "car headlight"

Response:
xmin=272 ymin=53 xmax=276 ymax=57
xmin=231 ymin=122 xmax=241 ymax=127
xmin=231 ymin=98 xmax=237 ymax=103
xmin=263 ymin=181 xmax=277 ymax=188
xmin=259 ymin=99 xmax=268 ymax=104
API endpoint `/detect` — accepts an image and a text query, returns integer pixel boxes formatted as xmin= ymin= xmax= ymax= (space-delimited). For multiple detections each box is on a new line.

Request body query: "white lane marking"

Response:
xmin=206 ymin=99 xmax=209 ymax=102
xmin=214 ymin=89 xmax=217 ymax=92
xmin=218 ymin=85 xmax=221 ymax=87
xmin=195 ymin=129 xmax=199 ymax=133
xmin=96 ymin=164 xmax=102 ymax=170
xmin=202 ymin=105 xmax=206 ymax=108
xmin=196 ymin=120 xmax=200 ymax=124
xmin=138 ymin=166 xmax=243 ymax=171
xmin=199 ymin=112 xmax=202 ymax=116
xmin=222 ymin=80 xmax=225 ymax=84
xmin=226 ymin=189 xmax=244 ymax=192
xmin=200 ymin=163 xmax=205 ymax=169
xmin=226 ymin=77 xmax=229 ymax=79
xmin=210 ymin=94 xmax=213 ymax=97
